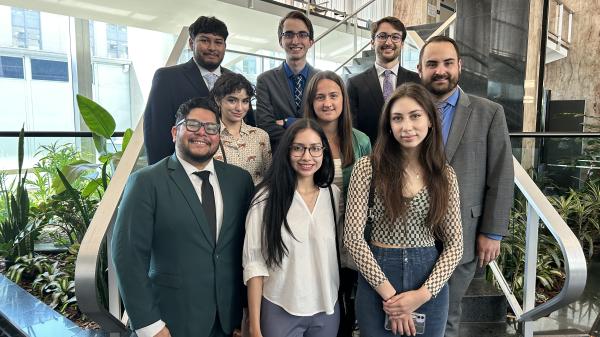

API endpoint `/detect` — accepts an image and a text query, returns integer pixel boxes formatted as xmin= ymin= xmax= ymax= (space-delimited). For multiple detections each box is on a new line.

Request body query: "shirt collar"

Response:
xmin=443 ymin=87 xmax=461 ymax=107
xmin=221 ymin=120 xmax=250 ymax=136
xmin=177 ymin=153 xmax=217 ymax=178
xmin=283 ymin=61 xmax=309 ymax=79
xmin=194 ymin=59 xmax=222 ymax=78
xmin=374 ymin=62 xmax=400 ymax=78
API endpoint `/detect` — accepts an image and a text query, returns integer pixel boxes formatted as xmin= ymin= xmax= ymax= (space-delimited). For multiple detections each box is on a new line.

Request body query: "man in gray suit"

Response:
xmin=417 ymin=36 xmax=514 ymax=337
xmin=113 ymin=97 xmax=254 ymax=337
xmin=255 ymin=10 xmax=318 ymax=150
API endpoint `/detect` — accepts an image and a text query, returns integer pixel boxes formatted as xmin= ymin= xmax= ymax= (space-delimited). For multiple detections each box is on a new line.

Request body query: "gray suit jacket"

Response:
xmin=255 ymin=62 xmax=318 ymax=149
xmin=446 ymin=88 xmax=514 ymax=264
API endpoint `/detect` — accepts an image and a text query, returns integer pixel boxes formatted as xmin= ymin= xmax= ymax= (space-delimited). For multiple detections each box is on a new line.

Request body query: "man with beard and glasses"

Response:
xmin=417 ymin=36 xmax=514 ymax=337
xmin=144 ymin=16 xmax=232 ymax=165
xmin=255 ymin=10 xmax=318 ymax=150
xmin=346 ymin=16 xmax=420 ymax=145
xmin=113 ymin=97 xmax=254 ymax=337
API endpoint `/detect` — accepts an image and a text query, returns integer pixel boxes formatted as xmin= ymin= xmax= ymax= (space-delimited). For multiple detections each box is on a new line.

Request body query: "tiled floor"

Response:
xmin=0 ymin=275 xmax=108 ymax=337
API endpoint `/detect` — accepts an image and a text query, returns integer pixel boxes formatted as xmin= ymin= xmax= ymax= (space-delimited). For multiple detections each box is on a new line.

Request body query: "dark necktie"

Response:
xmin=293 ymin=74 xmax=304 ymax=112
xmin=194 ymin=171 xmax=216 ymax=241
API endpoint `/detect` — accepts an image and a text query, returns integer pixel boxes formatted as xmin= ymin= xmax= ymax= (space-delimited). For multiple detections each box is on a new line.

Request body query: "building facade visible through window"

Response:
xmin=11 ymin=8 xmax=41 ymax=49
xmin=106 ymin=24 xmax=128 ymax=59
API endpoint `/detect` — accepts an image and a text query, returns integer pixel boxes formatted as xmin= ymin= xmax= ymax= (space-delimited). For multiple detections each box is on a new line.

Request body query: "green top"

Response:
xmin=342 ymin=128 xmax=372 ymax=196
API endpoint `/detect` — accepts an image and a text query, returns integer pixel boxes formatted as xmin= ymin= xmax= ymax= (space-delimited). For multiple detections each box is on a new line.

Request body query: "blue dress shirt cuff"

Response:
xmin=482 ymin=232 xmax=503 ymax=241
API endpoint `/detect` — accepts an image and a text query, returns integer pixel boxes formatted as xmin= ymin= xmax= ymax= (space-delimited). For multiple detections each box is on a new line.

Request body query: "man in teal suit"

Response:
xmin=112 ymin=97 xmax=254 ymax=337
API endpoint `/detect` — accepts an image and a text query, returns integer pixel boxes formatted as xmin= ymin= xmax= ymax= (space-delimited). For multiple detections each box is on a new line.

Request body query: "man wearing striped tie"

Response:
xmin=255 ymin=10 xmax=319 ymax=151
xmin=143 ymin=16 xmax=232 ymax=165
xmin=346 ymin=16 xmax=420 ymax=145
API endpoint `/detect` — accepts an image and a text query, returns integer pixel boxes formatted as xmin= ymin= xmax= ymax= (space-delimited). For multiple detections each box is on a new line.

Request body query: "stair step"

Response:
xmin=533 ymin=329 xmax=589 ymax=337
xmin=459 ymin=322 xmax=519 ymax=337
xmin=461 ymin=277 xmax=507 ymax=323
xmin=361 ymin=49 xmax=375 ymax=58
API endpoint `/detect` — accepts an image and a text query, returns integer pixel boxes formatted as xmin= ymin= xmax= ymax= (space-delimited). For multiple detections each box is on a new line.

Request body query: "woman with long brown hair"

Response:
xmin=344 ymin=83 xmax=463 ymax=336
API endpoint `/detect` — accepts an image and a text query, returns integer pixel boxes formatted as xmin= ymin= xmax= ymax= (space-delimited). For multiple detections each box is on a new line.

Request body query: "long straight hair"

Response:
xmin=303 ymin=70 xmax=355 ymax=168
xmin=253 ymin=119 xmax=334 ymax=268
xmin=372 ymin=83 xmax=450 ymax=233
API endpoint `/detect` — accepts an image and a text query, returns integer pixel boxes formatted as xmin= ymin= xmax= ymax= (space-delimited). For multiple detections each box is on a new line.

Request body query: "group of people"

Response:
xmin=111 ymin=10 xmax=514 ymax=337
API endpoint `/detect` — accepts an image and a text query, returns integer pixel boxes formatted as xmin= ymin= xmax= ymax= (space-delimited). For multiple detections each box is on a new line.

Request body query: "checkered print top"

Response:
xmin=343 ymin=156 xmax=463 ymax=296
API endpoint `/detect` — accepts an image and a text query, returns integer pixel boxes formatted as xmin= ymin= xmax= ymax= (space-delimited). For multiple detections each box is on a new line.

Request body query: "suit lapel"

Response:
xmin=365 ymin=66 xmax=384 ymax=110
xmin=445 ymin=89 xmax=472 ymax=163
xmin=181 ymin=58 xmax=209 ymax=96
xmin=213 ymin=161 xmax=233 ymax=246
xmin=167 ymin=155 xmax=215 ymax=247
xmin=275 ymin=64 xmax=297 ymax=113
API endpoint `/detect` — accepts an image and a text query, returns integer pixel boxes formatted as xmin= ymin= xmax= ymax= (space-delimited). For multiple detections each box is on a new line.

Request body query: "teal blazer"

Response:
xmin=112 ymin=154 xmax=254 ymax=337
xmin=342 ymin=128 xmax=372 ymax=196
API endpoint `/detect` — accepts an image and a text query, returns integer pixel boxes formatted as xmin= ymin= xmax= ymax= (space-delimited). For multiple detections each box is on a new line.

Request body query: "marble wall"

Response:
xmin=544 ymin=0 xmax=600 ymax=128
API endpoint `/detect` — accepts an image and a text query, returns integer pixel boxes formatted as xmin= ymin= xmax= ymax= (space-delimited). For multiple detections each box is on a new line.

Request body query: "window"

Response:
xmin=11 ymin=8 xmax=41 ymax=49
xmin=31 ymin=59 xmax=69 ymax=81
xmin=0 ymin=56 xmax=24 ymax=79
xmin=106 ymin=24 xmax=128 ymax=59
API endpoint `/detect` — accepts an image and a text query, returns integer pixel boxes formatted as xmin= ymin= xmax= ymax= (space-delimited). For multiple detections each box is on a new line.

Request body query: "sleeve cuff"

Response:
xmin=482 ymin=232 xmax=503 ymax=241
xmin=243 ymin=263 xmax=269 ymax=285
xmin=136 ymin=320 xmax=165 ymax=337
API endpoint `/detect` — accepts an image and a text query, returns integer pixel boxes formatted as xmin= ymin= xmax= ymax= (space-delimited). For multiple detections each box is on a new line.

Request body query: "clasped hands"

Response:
xmin=382 ymin=287 xmax=431 ymax=336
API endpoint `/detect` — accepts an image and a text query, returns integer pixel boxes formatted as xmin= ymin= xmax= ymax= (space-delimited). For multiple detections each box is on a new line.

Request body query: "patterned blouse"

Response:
xmin=214 ymin=121 xmax=272 ymax=185
xmin=343 ymin=156 xmax=463 ymax=296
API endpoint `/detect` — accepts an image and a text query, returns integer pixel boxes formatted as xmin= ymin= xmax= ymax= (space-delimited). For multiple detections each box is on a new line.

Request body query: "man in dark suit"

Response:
xmin=144 ymin=16 xmax=231 ymax=165
xmin=346 ymin=16 xmax=420 ymax=144
xmin=255 ymin=10 xmax=318 ymax=150
xmin=417 ymin=36 xmax=514 ymax=337
xmin=112 ymin=97 xmax=254 ymax=337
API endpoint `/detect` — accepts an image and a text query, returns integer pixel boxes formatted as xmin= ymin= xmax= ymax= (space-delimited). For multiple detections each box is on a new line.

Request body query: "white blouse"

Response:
xmin=243 ymin=185 xmax=341 ymax=316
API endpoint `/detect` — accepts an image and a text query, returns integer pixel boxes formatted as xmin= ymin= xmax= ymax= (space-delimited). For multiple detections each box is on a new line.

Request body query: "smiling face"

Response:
xmin=289 ymin=128 xmax=324 ymax=179
xmin=418 ymin=41 xmax=462 ymax=100
xmin=372 ymin=22 xmax=403 ymax=65
xmin=389 ymin=96 xmax=432 ymax=151
xmin=218 ymin=89 xmax=250 ymax=125
xmin=279 ymin=18 xmax=314 ymax=62
xmin=172 ymin=107 xmax=220 ymax=167
xmin=312 ymin=79 xmax=343 ymax=124
xmin=189 ymin=33 xmax=226 ymax=71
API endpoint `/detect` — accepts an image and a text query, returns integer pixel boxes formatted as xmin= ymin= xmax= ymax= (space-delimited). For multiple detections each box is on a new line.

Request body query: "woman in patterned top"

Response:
xmin=304 ymin=70 xmax=371 ymax=337
xmin=344 ymin=83 xmax=463 ymax=337
xmin=210 ymin=72 xmax=271 ymax=184
xmin=243 ymin=120 xmax=341 ymax=337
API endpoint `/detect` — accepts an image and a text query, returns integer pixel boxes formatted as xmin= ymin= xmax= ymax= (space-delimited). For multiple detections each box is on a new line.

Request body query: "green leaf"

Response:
xmin=122 ymin=128 xmax=133 ymax=151
xmin=76 ymin=94 xmax=116 ymax=139
xmin=82 ymin=179 xmax=102 ymax=198
xmin=93 ymin=133 xmax=107 ymax=155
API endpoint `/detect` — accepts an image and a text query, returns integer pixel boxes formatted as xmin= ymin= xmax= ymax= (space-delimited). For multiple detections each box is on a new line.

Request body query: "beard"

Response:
xmin=194 ymin=52 xmax=223 ymax=72
xmin=423 ymin=72 xmax=460 ymax=97
xmin=177 ymin=140 xmax=219 ymax=165
xmin=376 ymin=45 xmax=401 ymax=63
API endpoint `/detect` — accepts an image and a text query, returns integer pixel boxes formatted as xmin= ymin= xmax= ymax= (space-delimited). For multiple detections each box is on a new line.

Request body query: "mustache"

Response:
xmin=432 ymin=74 xmax=450 ymax=81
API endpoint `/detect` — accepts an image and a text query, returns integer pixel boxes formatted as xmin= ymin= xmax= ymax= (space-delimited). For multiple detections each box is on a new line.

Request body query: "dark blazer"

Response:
xmin=446 ymin=88 xmax=514 ymax=264
xmin=111 ymin=154 xmax=254 ymax=337
xmin=346 ymin=65 xmax=420 ymax=144
xmin=143 ymin=58 xmax=231 ymax=165
xmin=255 ymin=62 xmax=318 ymax=150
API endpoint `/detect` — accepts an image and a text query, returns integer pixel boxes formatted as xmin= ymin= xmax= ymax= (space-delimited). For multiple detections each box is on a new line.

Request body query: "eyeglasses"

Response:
xmin=290 ymin=144 xmax=325 ymax=157
xmin=375 ymin=32 xmax=403 ymax=43
xmin=281 ymin=31 xmax=311 ymax=40
xmin=176 ymin=119 xmax=220 ymax=135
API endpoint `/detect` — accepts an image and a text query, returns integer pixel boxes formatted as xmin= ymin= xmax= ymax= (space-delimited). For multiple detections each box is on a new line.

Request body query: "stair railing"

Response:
xmin=74 ymin=26 xmax=189 ymax=336
xmin=487 ymin=156 xmax=587 ymax=337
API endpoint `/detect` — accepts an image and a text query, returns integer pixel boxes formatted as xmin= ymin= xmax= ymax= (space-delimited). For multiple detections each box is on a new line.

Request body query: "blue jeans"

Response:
xmin=356 ymin=245 xmax=449 ymax=337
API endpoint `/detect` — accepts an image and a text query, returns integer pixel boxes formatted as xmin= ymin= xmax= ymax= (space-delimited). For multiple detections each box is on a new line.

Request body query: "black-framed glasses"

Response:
xmin=290 ymin=144 xmax=325 ymax=157
xmin=176 ymin=119 xmax=220 ymax=135
xmin=281 ymin=31 xmax=311 ymax=40
xmin=375 ymin=32 xmax=403 ymax=43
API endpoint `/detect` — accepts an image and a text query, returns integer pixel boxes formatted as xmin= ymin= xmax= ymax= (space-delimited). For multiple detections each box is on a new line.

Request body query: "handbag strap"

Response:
xmin=328 ymin=185 xmax=342 ymax=273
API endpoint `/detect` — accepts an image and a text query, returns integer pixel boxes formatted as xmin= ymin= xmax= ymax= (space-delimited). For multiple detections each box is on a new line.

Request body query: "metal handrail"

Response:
xmin=488 ymin=157 xmax=587 ymax=337
xmin=312 ymin=0 xmax=376 ymax=44
xmin=334 ymin=41 xmax=371 ymax=73
xmin=426 ymin=12 xmax=456 ymax=41
xmin=74 ymin=26 xmax=188 ymax=334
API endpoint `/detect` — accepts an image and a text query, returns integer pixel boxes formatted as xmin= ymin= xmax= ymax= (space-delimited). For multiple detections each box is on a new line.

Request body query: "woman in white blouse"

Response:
xmin=243 ymin=119 xmax=341 ymax=337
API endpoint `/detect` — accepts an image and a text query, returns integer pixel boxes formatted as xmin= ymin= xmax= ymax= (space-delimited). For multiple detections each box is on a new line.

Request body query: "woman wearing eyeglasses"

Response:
xmin=243 ymin=119 xmax=341 ymax=337
xmin=303 ymin=70 xmax=371 ymax=337
xmin=344 ymin=83 xmax=463 ymax=337
xmin=209 ymin=72 xmax=271 ymax=185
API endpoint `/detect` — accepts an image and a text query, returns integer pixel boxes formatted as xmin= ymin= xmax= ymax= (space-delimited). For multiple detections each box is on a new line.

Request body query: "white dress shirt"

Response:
xmin=195 ymin=60 xmax=222 ymax=90
xmin=243 ymin=186 xmax=341 ymax=316
xmin=374 ymin=62 xmax=400 ymax=93
xmin=136 ymin=155 xmax=224 ymax=337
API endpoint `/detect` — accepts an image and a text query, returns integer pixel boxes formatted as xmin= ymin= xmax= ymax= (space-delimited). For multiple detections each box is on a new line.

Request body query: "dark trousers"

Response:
xmin=338 ymin=268 xmax=358 ymax=337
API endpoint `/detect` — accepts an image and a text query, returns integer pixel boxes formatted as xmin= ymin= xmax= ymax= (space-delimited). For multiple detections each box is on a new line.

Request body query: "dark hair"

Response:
xmin=372 ymin=83 xmax=449 ymax=234
xmin=303 ymin=71 xmax=355 ymax=168
xmin=419 ymin=35 xmax=461 ymax=65
xmin=370 ymin=16 xmax=407 ymax=42
xmin=175 ymin=97 xmax=219 ymax=124
xmin=209 ymin=72 xmax=256 ymax=120
xmin=254 ymin=119 xmax=333 ymax=268
xmin=189 ymin=16 xmax=229 ymax=40
xmin=278 ymin=10 xmax=314 ymax=41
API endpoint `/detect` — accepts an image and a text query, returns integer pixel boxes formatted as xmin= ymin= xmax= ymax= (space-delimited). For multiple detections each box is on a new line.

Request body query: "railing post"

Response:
xmin=522 ymin=202 xmax=540 ymax=337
